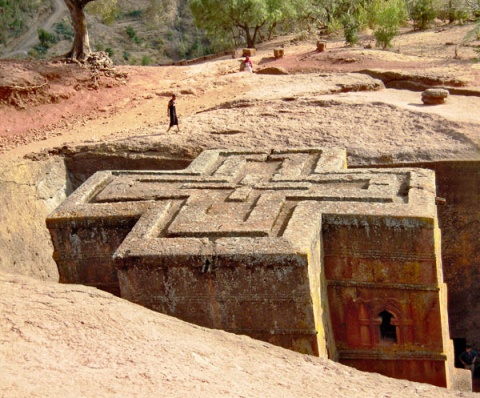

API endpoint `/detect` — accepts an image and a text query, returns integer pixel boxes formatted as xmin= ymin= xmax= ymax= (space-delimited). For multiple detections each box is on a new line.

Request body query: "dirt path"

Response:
xmin=1 ymin=0 xmax=68 ymax=59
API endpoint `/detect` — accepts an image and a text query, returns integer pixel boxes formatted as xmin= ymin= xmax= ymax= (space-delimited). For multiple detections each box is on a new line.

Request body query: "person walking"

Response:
xmin=167 ymin=94 xmax=179 ymax=132
xmin=244 ymin=56 xmax=253 ymax=73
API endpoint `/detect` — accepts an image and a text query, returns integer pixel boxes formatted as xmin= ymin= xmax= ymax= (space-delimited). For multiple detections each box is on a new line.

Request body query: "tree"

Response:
xmin=410 ymin=0 xmax=436 ymax=30
xmin=308 ymin=0 xmax=370 ymax=44
xmin=63 ymin=0 xmax=116 ymax=60
xmin=188 ymin=0 xmax=306 ymax=48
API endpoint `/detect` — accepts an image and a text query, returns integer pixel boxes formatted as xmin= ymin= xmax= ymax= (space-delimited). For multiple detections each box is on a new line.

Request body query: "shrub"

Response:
xmin=85 ymin=1 xmax=120 ymax=25
xmin=125 ymin=9 xmax=142 ymax=18
xmin=464 ymin=23 xmax=480 ymax=58
xmin=326 ymin=17 xmax=343 ymax=35
xmin=54 ymin=20 xmax=74 ymax=40
xmin=126 ymin=26 xmax=137 ymax=39
xmin=141 ymin=55 xmax=152 ymax=65
xmin=342 ymin=14 xmax=360 ymax=46
xmin=32 ymin=43 xmax=49 ymax=57
xmin=38 ymin=28 xmax=57 ymax=45
xmin=105 ymin=47 xmax=114 ymax=57
xmin=371 ymin=0 xmax=408 ymax=49
xmin=410 ymin=0 xmax=436 ymax=30
xmin=125 ymin=25 xmax=143 ymax=45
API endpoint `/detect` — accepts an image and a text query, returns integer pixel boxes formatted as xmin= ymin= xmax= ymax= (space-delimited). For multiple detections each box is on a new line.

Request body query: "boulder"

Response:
xmin=422 ymin=88 xmax=449 ymax=105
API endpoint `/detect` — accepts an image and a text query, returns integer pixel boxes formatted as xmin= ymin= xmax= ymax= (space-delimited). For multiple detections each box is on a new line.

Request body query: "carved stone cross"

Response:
xmin=47 ymin=148 xmax=455 ymax=387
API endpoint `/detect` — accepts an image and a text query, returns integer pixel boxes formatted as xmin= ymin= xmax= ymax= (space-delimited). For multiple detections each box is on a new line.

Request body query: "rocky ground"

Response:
xmin=1 ymin=272 xmax=477 ymax=398
xmin=1 ymin=22 xmax=480 ymax=397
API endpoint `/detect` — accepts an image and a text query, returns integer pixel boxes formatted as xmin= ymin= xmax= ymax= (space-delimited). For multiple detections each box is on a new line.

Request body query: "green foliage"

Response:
xmin=38 ymin=29 xmax=56 ymax=46
xmin=464 ymin=22 xmax=480 ymax=58
xmin=125 ymin=26 xmax=144 ymax=45
xmin=310 ymin=0 xmax=369 ymax=43
xmin=54 ymin=20 xmax=74 ymax=40
xmin=188 ymin=0 xmax=310 ymax=48
xmin=38 ymin=29 xmax=49 ymax=45
xmin=86 ymin=0 xmax=120 ymax=25
xmin=326 ymin=17 xmax=343 ymax=35
xmin=124 ymin=9 xmax=143 ymax=18
xmin=31 ymin=27 xmax=57 ymax=58
xmin=123 ymin=51 xmax=130 ymax=61
xmin=435 ymin=0 xmax=473 ymax=23
xmin=410 ymin=0 xmax=436 ymax=30
xmin=342 ymin=14 xmax=360 ymax=45
xmin=105 ymin=47 xmax=114 ymax=57
xmin=371 ymin=0 xmax=408 ymax=49
xmin=141 ymin=55 xmax=152 ymax=65
xmin=451 ymin=8 xmax=470 ymax=23
xmin=126 ymin=26 xmax=137 ymax=39
xmin=31 ymin=43 xmax=49 ymax=57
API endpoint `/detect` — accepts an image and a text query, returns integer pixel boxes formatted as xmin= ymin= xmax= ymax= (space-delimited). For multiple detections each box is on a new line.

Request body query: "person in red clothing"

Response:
xmin=244 ymin=56 xmax=253 ymax=73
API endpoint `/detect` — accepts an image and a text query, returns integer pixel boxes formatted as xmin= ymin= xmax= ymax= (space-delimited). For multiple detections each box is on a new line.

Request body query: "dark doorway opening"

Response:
xmin=453 ymin=337 xmax=467 ymax=369
xmin=379 ymin=310 xmax=397 ymax=343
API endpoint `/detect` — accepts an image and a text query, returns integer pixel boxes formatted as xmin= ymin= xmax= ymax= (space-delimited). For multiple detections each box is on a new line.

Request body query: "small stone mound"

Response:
xmin=422 ymin=88 xmax=449 ymax=105
xmin=273 ymin=48 xmax=284 ymax=59
xmin=242 ymin=48 xmax=256 ymax=57
xmin=256 ymin=66 xmax=289 ymax=75
xmin=317 ymin=40 xmax=327 ymax=52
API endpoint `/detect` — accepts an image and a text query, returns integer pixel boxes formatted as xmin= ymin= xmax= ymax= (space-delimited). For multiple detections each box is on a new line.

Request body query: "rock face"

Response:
xmin=0 ymin=157 xmax=66 ymax=281
xmin=405 ymin=161 xmax=480 ymax=352
xmin=1 ymin=272 xmax=475 ymax=398
xmin=47 ymin=148 xmax=464 ymax=388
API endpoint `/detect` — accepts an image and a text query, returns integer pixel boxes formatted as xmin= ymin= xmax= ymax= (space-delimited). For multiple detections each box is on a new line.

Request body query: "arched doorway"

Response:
xmin=378 ymin=310 xmax=397 ymax=343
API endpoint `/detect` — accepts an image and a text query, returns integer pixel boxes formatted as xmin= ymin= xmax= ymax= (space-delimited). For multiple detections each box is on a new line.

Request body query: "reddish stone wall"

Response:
xmin=356 ymin=161 xmax=480 ymax=350
xmin=322 ymin=215 xmax=450 ymax=387
xmin=341 ymin=358 xmax=449 ymax=387
xmin=118 ymin=252 xmax=322 ymax=355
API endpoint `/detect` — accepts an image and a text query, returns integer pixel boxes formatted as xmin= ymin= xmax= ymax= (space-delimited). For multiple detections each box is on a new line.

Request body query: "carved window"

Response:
xmin=378 ymin=310 xmax=397 ymax=343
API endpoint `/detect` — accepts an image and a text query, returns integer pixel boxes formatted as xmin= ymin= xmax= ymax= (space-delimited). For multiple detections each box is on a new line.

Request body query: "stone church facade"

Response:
xmin=47 ymin=148 xmax=467 ymax=388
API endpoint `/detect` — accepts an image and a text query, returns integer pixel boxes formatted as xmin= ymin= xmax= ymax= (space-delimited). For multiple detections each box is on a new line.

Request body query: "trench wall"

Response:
xmin=0 ymin=151 xmax=194 ymax=281
xmin=0 ymin=157 xmax=67 ymax=280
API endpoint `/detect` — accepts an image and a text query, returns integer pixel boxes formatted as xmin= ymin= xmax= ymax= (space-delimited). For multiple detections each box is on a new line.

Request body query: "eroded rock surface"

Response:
xmin=0 ymin=272 xmax=476 ymax=398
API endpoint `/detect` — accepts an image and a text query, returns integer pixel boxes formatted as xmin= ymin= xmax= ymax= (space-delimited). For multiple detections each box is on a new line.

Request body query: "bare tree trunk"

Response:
xmin=64 ymin=0 xmax=93 ymax=60
xmin=267 ymin=21 xmax=277 ymax=41
xmin=244 ymin=24 xmax=254 ymax=48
